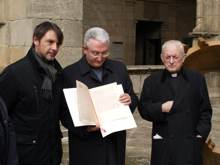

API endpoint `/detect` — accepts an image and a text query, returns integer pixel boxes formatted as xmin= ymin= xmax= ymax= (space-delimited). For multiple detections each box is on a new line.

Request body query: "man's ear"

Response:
xmin=182 ymin=55 xmax=186 ymax=63
xmin=160 ymin=54 xmax=164 ymax=63
xmin=33 ymin=37 xmax=39 ymax=47
xmin=83 ymin=46 xmax=88 ymax=56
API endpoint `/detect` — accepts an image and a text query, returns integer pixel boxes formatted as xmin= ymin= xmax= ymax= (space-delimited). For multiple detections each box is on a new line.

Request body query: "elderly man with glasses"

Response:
xmin=139 ymin=40 xmax=212 ymax=165
xmin=60 ymin=27 xmax=138 ymax=165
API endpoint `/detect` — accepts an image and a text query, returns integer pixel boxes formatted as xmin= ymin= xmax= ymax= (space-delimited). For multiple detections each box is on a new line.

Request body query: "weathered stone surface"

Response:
xmin=0 ymin=0 xmax=6 ymax=22
xmin=56 ymin=46 xmax=82 ymax=67
xmin=0 ymin=23 xmax=9 ymax=45
xmin=9 ymin=46 xmax=29 ymax=64
xmin=194 ymin=0 xmax=220 ymax=34
xmin=55 ymin=19 xmax=83 ymax=47
xmin=9 ymin=19 xmax=33 ymax=46
xmin=84 ymin=0 xmax=136 ymax=64
xmin=7 ymin=0 xmax=28 ymax=20
xmin=126 ymin=110 xmax=151 ymax=165
xmin=205 ymin=72 xmax=220 ymax=97
xmin=0 ymin=46 xmax=10 ymax=69
xmin=27 ymin=0 xmax=83 ymax=20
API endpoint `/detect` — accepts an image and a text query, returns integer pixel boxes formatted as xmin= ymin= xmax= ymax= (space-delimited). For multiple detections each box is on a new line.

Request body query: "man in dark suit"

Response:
xmin=60 ymin=27 xmax=138 ymax=165
xmin=0 ymin=21 xmax=63 ymax=165
xmin=139 ymin=40 xmax=212 ymax=165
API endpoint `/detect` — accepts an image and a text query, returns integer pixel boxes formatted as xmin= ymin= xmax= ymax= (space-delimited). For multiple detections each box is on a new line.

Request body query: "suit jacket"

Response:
xmin=60 ymin=56 xmax=138 ymax=165
xmin=139 ymin=68 xmax=212 ymax=165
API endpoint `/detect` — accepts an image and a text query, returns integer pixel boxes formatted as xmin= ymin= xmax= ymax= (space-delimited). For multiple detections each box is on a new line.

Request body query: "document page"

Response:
xmin=63 ymin=85 xmax=96 ymax=127
xmin=76 ymin=80 xmax=98 ymax=125
xmin=90 ymin=84 xmax=137 ymax=137
xmin=63 ymin=81 xmax=137 ymax=137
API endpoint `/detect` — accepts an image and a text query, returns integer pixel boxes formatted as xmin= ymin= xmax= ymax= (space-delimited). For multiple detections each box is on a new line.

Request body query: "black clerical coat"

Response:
xmin=139 ymin=68 xmax=212 ymax=165
xmin=60 ymin=56 xmax=138 ymax=165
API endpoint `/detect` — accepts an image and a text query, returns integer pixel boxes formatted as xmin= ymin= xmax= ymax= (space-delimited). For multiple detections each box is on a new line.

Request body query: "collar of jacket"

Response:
xmin=78 ymin=56 xmax=113 ymax=76
xmin=161 ymin=67 xmax=189 ymax=82
xmin=25 ymin=48 xmax=62 ymax=75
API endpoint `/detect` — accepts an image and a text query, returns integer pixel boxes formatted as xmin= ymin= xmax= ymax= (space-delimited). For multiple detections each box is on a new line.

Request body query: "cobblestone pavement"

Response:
xmin=126 ymin=110 xmax=151 ymax=165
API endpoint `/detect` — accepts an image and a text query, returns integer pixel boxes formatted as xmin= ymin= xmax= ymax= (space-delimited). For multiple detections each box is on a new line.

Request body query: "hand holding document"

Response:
xmin=63 ymin=80 xmax=137 ymax=137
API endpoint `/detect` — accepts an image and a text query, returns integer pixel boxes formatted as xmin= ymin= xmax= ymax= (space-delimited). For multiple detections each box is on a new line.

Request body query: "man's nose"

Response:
xmin=51 ymin=43 xmax=58 ymax=51
xmin=169 ymin=57 xmax=174 ymax=64
xmin=96 ymin=55 xmax=103 ymax=62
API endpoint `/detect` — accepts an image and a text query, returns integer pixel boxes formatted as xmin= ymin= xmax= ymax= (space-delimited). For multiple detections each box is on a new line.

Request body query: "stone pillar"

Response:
xmin=193 ymin=0 xmax=205 ymax=32
xmin=192 ymin=0 xmax=220 ymax=40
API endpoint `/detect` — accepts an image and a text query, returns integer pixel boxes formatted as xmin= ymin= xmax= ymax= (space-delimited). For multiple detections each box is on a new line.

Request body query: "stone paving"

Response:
xmin=125 ymin=110 xmax=151 ymax=165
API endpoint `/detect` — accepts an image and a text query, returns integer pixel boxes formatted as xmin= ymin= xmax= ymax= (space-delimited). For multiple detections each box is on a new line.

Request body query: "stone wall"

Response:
xmin=83 ymin=0 xmax=196 ymax=65
xmin=135 ymin=0 xmax=196 ymax=42
xmin=0 ymin=0 xmax=83 ymax=69
xmin=1 ymin=0 xmax=197 ymax=67
xmin=83 ymin=0 xmax=136 ymax=64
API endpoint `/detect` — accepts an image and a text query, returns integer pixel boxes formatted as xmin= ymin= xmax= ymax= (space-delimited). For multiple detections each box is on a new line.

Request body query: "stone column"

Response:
xmin=193 ymin=0 xmax=204 ymax=32
xmin=193 ymin=0 xmax=220 ymax=38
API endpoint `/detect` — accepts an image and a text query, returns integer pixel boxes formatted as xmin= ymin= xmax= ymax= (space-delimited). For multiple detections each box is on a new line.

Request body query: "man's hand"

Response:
xmin=161 ymin=101 xmax=174 ymax=113
xmin=119 ymin=93 xmax=131 ymax=105
xmin=87 ymin=126 xmax=100 ymax=132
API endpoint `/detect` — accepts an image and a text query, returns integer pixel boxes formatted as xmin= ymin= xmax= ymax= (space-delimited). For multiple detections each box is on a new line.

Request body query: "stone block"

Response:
xmin=134 ymin=0 xmax=145 ymax=20
xmin=7 ymin=0 xmax=28 ymax=20
xmin=130 ymin=74 xmax=141 ymax=94
xmin=0 ymin=0 xmax=6 ymax=22
xmin=0 ymin=23 xmax=9 ymax=45
xmin=9 ymin=46 xmax=29 ymax=64
xmin=56 ymin=46 xmax=82 ymax=67
xmin=27 ymin=0 xmax=83 ymax=20
xmin=0 ymin=46 xmax=10 ymax=70
xmin=55 ymin=20 xmax=83 ymax=47
xmin=9 ymin=19 xmax=33 ymax=47
xmin=211 ymin=16 xmax=220 ymax=33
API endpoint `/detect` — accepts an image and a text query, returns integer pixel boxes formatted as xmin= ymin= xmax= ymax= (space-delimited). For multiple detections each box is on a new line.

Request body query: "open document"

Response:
xmin=63 ymin=80 xmax=137 ymax=137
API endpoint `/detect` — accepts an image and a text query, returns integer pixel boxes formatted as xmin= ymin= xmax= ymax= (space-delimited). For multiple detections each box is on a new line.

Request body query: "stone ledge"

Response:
xmin=127 ymin=65 xmax=164 ymax=74
xmin=189 ymin=32 xmax=219 ymax=38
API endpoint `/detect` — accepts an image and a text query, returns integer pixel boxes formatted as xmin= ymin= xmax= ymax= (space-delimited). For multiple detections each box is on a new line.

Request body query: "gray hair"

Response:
xmin=161 ymin=40 xmax=185 ymax=57
xmin=84 ymin=27 xmax=110 ymax=47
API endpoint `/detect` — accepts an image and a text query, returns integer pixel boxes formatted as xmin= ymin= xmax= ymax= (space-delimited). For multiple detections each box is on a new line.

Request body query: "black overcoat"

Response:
xmin=139 ymin=68 xmax=212 ymax=165
xmin=0 ymin=97 xmax=17 ymax=165
xmin=0 ymin=49 xmax=63 ymax=165
xmin=60 ymin=56 xmax=138 ymax=165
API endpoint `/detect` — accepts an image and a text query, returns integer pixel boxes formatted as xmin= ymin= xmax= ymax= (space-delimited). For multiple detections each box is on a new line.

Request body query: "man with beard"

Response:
xmin=0 ymin=21 xmax=64 ymax=165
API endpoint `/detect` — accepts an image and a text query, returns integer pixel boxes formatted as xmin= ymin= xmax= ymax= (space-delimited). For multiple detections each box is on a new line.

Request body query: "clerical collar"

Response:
xmin=171 ymin=73 xmax=178 ymax=78
xmin=161 ymin=68 xmax=188 ymax=82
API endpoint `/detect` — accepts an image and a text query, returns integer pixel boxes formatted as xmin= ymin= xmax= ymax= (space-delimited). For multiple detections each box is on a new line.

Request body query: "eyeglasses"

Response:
xmin=90 ymin=50 xmax=110 ymax=58
xmin=163 ymin=55 xmax=182 ymax=62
